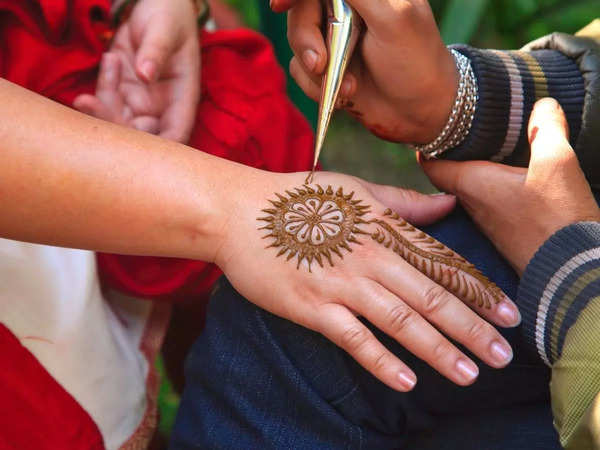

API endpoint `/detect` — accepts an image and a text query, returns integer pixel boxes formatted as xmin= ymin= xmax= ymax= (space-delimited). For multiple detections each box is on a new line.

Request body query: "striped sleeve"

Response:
xmin=443 ymin=45 xmax=585 ymax=166
xmin=518 ymin=222 xmax=600 ymax=449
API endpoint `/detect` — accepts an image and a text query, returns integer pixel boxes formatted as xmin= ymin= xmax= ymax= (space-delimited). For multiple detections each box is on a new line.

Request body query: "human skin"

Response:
xmin=0 ymin=78 xmax=520 ymax=391
xmin=276 ymin=0 xmax=600 ymax=272
xmin=271 ymin=0 xmax=457 ymax=144
xmin=422 ymin=98 xmax=600 ymax=275
xmin=74 ymin=0 xmax=201 ymax=143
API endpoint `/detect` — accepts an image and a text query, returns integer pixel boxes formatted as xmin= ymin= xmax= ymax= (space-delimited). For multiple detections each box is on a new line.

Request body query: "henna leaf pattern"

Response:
xmin=259 ymin=185 xmax=505 ymax=309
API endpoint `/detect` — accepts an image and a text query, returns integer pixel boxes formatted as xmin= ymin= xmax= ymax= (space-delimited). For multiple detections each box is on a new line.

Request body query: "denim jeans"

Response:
xmin=170 ymin=207 xmax=561 ymax=449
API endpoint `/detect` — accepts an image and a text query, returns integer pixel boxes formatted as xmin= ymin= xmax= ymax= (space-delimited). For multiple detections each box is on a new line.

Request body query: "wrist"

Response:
xmin=409 ymin=49 xmax=460 ymax=144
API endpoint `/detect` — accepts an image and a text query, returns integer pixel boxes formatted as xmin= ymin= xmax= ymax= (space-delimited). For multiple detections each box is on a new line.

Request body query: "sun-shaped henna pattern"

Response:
xmin=259 ymin=186 xmax=506 ymax=309
xmin=257 ymin=185 xmax=370 ymax=270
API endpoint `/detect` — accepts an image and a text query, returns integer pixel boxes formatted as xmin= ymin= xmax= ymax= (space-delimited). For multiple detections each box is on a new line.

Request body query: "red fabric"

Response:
xmin=0 ymin=325 xmax=104 ymax=450
xmin=0 ymin=0 xmax=314 ymax=303
xmin=97 ymin=30 xmax=315 ymax=301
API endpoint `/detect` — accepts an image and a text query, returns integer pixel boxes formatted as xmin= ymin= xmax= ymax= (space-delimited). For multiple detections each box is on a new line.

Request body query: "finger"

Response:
xmin=420 ymin=159 xmax=523 ymax=200
xmin=528 ymin=98 xmax=574 ymax=178
xmin=373 ymin=257 xmax=515 ymax=364
xmin=158 ymin=41 xmax=201 ymax=143
xmin=93 ymin=52 xmax=125 ymax=121
xmin=135 ymin=15 xmax=180 ymax=82
xmin=369 ymin=216 xmax=520 ymax=326
xmin=159 ymin=73 xmax=199 ymax=143
xmin=131 ymin=116 xmax=160 ymax=134
xmin=289 ymin=56 xmax=322 ymax=101
xmin=362 ymin=181 xmax=456 ymax=226
xmin=370 ymin=235 xmax=518 ymax=346
xmin=348 ymin=281 xmax=480 ymax=386
xmin=72 ymin=94 xmax=113 ymax=122
xmin=287 ymin=0 xmax=327 ymax=75
xmin=96 ymin=52 xmax=121 ymax=94
xmin=318 ymin=303 xmax=417 ymax=391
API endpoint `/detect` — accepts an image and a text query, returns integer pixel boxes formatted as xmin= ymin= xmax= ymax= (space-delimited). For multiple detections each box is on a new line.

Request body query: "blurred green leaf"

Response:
xmin=440 ymin=0 xmax=489 ymax=44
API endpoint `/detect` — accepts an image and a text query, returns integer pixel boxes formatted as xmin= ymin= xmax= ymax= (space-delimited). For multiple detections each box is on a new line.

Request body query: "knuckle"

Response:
xmin=399 ymin=188 xmax=422 ymax=205
xmin=465 ymin=321 xmax=495 ymax=342
xmin=422 ymin=285 xmax=451 ymax=315
xmin=431 ymin=341 xmax=451 ymax=364
xmin=386 ymin=304 xmax=414 ymax=334
xmin=340 ymin=326 xmax=371 ymax=353
xmin=421 ymin=285 xmax=448 ymax=314
xmin=372 ymin=351 xmax=390 ymax=373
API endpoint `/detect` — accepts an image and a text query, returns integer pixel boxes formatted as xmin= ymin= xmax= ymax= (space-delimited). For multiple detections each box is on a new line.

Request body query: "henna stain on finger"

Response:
xmin=259 ymin=186 xmax=504 ymax=309
xmin=371 ymin=209 xmax=504 ymax=309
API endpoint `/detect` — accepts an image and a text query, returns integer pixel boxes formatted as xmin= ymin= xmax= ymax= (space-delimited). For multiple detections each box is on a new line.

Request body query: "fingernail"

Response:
xmin=491 ymin=341 xmax=513 ymax=366
xmin=498 ymin=302 xmax=521 ymax=327
xmin=456 ymin=359 xmax=479 ymax=383
xmin=140 ymin=60 xmax=156 ymax=82
xmin=398 ymin=372 xmax=416 ymax=390
xmin=302 ymin=49 xmax=318 ymax=72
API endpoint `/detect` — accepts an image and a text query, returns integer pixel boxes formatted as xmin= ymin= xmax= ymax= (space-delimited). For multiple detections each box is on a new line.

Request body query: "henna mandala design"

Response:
xmin=259 ymin=186 xmax=505 ymax=309
xmin=257 ymin=185 xmax=370 ymax=270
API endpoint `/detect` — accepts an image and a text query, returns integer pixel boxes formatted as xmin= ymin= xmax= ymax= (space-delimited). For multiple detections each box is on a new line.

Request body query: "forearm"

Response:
xmin=518 ymin=222 xmax=600 ymax=448
xmin=0 ymin=78 xmax=250 ymax=262
xmin=445 ymin=44 xmax=585 ymax=165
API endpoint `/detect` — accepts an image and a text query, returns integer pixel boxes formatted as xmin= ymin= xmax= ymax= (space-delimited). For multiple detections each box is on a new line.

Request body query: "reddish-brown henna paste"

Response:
xmin=258 ymin=186 xmax=504 ymax=309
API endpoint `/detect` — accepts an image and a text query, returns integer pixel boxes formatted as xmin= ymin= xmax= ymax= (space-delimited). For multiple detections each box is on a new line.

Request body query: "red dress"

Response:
xmin=0 ymin=1 xmax=314 ymax=448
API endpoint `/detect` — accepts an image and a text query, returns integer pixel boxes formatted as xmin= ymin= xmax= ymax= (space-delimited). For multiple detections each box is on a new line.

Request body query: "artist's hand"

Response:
xmin=74 ymin=0 xmax=200 ymax=143
xmin=272 ymin=0 xmax=456 ymax=143
xmin=422 ymin=98 xmax=600 ymax=275
xmin=215 ymin=171 xmax=520 ymax=392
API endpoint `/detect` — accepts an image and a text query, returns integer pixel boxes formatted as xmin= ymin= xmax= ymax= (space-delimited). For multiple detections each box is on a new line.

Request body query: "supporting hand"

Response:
xmin=74 ymin=0 xmax=200 ymax=143
xmin=422 ymin=98 xmax=600 ymax=275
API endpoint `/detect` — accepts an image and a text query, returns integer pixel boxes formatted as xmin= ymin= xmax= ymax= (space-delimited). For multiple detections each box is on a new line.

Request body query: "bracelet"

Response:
xmin=412 ymin=49 xmax=478 ymax=159
xmin=112 ymin=0 xmax=210 ymax=28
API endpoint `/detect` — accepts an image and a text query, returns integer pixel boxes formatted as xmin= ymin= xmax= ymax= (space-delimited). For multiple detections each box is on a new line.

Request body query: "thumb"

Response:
xmin=135 ymin=15 xmax=179 ymax=82
xmin=362 ymin=181 xmax=456 ymax=226
xmin=528 ymin=98 xmax=574 ymax=177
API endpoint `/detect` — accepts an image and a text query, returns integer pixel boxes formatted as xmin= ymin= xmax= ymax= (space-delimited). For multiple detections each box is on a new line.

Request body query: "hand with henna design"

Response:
xmin=215 ymin=172 xmax=520 ymax=392
xmin=0 ymin=79 xmax=518 ymax=394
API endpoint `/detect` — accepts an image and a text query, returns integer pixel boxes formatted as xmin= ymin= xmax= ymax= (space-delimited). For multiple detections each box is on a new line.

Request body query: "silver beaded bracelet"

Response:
xmin=412 ymin=49 xmax=478 ymax=159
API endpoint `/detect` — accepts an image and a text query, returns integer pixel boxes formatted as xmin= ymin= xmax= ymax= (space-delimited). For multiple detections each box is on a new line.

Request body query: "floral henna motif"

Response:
xmin=259 ymin=186 xmax=504 ymax=309
xmin=257 ymin=185 xmax=370 ymax=270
